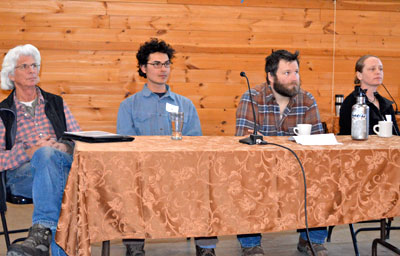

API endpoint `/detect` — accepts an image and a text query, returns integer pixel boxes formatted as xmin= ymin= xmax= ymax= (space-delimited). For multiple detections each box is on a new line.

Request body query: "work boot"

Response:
xmin=241 ymin=245 xmax=264 ymax=256
xmin=126 ymin=243 xmax=145 ymax=256
xmin=196 ymin=245 xmax=216 ymax=256
xmin=7 ymin=223 xmax=52 ymax=256
xmin=297 ymin=237 xmax=328 ymax=256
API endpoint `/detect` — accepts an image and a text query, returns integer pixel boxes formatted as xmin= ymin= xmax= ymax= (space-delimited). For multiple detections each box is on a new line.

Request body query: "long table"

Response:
xmin=56 ymin=136 xmax=400 ymax=256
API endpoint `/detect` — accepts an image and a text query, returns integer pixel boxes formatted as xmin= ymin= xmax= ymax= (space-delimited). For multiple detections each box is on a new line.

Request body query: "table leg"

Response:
xmin=101 ymin=240 xmax=110 ymax=256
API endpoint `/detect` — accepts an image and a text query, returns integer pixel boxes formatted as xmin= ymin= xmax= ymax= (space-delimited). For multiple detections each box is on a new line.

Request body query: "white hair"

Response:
xmin=1 ymin=44 xmax=41 ymax=90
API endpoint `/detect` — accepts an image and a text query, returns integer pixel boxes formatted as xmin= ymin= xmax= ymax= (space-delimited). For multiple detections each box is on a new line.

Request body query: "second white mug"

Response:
xmin=293 ymin=124 xmax=312 ymax=136
xmin=373 ymin=121 xmax=392 ymax=138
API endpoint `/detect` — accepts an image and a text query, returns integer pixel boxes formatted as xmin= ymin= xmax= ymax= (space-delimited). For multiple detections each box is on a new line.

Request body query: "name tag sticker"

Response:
xmin=166 ymin=103 xmax=179 ymax=113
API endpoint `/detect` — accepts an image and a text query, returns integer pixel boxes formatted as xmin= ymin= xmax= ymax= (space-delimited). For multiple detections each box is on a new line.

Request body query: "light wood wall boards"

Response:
xmin=1 ymin=0 xmax=399 ymax=135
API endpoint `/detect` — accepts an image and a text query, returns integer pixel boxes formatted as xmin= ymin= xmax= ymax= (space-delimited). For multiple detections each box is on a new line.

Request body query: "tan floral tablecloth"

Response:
xmin=56 ymin=135 xmax=400 ymax=256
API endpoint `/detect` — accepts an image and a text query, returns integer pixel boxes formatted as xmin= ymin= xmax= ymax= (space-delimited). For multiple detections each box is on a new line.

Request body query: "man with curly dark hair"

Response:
xmin=117 ymin=39 xmax=216 ymax=256
xmin=117 ymin=38 xmax=202 ymax=137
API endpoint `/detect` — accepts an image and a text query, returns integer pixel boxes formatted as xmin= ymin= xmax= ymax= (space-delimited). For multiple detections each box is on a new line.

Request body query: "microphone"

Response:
xmin=239 ymin=72 xmax=264 ymax=145
xmin=380 ymin=83 xmax=399 ymax=115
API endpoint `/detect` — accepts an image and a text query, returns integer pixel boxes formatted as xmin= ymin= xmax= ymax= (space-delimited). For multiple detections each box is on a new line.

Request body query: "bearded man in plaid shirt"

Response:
xmin=0 ymin=44 xmax=80 ymax=256
xmin=235 ymin=50 xmax=327 ymax=256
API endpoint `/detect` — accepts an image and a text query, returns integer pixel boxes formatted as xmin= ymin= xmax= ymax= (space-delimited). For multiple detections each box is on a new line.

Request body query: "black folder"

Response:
xmin=62 ymin=131 xmax=134 ymax=143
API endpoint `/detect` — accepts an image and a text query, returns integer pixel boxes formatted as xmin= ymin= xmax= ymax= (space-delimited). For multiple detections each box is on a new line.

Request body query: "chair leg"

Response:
xmin=1 ymin=211 xmax=11 ymax=250
xmin=327 ymin=226 xmax=334 ymax=242
xmin=101 ymin=240 xmax=110 ymax=256
xmin=349 ymin=224 xmax=360 ymax=256
xmin=372 ymin=239 xmax=378 ymax=256
xmin=386 ymin=218 xmax=392 ymax=239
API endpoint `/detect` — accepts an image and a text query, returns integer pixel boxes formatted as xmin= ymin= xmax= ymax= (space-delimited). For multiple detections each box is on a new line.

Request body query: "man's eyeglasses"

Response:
xmin=15 ymin=63 xmax=40 ymax=71
xmin=147 ymin=61 xmax=171 ymax=69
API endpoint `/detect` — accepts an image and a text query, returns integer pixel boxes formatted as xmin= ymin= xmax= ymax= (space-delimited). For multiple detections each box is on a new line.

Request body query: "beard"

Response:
xmin=272 ymin=78 xmax=300 ymax=97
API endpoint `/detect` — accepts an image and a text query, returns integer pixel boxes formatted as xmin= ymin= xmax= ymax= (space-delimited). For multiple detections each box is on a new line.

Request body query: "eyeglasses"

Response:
xmin=147 ymin=61 xmax=171 ymax=69
xmin=15 ymin=63 xmax=40 ymax=71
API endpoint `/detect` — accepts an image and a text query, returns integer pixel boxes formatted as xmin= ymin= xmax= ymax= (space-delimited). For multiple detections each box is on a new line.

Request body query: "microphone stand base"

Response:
xmin=239 ymin=134 xmax=264 ymax=145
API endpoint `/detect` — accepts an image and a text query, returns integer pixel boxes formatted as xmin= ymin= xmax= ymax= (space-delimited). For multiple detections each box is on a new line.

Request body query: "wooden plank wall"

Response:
xmin=1 ymin=0 xmax=399 ymax=135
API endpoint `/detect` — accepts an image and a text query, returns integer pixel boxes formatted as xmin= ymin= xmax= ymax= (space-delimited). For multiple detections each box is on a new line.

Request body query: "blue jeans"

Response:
xmin=194 ymin=237 xmax=218 ymax=249
xmin=237 ymin=233 xmax=261 ymax=248
xmin=7 ymin=147 xmax=73 ymax=256
xmin=237 ymin=228 xmax=328 ymax=247
xmin=299 ymin=228 xmax=328 ymax=244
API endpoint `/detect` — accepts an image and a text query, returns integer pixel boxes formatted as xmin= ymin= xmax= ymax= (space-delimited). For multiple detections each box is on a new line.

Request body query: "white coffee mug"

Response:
xmin=373 ymin=121 xmax=393 ymax=138
xmin=293 ymin=124 xmax=312 ymax=136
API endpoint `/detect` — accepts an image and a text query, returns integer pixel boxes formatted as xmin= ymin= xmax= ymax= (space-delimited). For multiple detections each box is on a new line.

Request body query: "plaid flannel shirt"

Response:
xmin=235 ymin=83 xmax=324 ymax=136
xmin=0 ymin=90 xmax=80 ymax=170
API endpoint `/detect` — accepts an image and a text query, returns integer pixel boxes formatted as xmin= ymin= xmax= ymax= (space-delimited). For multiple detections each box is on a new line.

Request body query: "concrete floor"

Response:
xmin=1 ymin=204 xmax=400 ymax=256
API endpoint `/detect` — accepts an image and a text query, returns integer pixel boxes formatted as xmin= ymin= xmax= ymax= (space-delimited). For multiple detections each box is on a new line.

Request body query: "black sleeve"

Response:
xmin=338 ymin=95 xmax=354 ymax=135
xmin=389 ymin=108 xmax=400 ymax=136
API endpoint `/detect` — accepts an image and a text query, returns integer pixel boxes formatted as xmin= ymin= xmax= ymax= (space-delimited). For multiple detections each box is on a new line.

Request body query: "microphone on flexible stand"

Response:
xmin=239 ymin=71 xmax=264 ymax=145
xmin=381 ymin=83 xmax=399 ymax=115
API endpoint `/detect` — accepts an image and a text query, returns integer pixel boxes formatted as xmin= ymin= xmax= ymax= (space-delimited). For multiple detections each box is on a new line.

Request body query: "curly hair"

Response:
xmin=265 ymin=50 xmax=299 ymax=85
xmin=136 ymin=38 xmax=175 ymax=78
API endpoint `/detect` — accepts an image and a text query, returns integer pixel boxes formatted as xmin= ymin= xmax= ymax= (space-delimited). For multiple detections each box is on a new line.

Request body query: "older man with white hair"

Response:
xmin=0 ymin=44 xmax=80 ymax=256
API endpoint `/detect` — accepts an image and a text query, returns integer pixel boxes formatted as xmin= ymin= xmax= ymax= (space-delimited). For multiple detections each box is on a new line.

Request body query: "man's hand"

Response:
xmin=52 ymin=142 xmax=70 ymax=153
xmin=36 ymin=135 xmax=57 ymax=147
xmin=244 ymin=129 xmax=263 ymax=136
xmin=244 ymin=129 xmax=253 ymax=135
xmin=25 ymin=136 xmax=53 ymax=158
xmin=25 ymin=136 xmax=70 ymax=158
xmin=25 ymin=145 xmax=40 ymax=159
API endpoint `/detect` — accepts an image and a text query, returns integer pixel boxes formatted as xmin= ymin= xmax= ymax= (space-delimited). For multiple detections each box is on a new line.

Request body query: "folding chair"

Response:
xmin=0 ymin=171 xmax=33 ymax=250
xmin=327 ymin=219 xmax=400 ymax=256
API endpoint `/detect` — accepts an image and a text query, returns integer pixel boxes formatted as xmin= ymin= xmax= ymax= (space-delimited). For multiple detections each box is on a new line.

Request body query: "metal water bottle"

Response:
xmin=351 ymin=91 xmax=369 ymax=140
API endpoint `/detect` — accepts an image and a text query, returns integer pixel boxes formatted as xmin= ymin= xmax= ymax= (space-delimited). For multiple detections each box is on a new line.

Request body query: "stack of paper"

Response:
xmin=292 ymin=133 xmax=342 ymax=145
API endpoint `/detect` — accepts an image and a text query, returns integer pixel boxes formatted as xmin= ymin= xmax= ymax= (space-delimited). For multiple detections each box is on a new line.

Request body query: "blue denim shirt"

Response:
xmin=117 ymin=84 xmax=202 ymax=136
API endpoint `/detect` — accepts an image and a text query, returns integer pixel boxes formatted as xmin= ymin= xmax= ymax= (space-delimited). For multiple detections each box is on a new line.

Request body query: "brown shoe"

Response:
xmin=297 ymin=237 xmax=328 ymax=256
xmin=241 ymin=245 xmax=264 ymax=256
